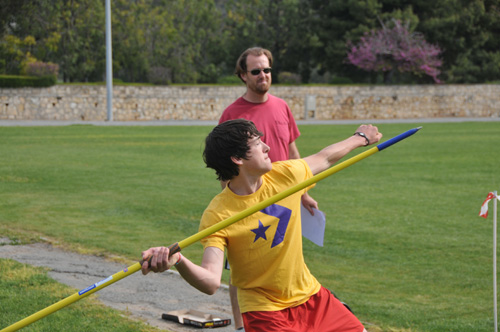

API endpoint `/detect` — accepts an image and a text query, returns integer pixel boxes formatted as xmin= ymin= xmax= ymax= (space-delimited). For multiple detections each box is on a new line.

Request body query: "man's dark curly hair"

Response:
xmin=203 ymin=119 xmax=263 ymax=181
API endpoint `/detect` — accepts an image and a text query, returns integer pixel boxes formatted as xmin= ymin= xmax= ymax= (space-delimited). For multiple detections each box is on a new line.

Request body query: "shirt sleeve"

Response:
xmin=199 ymin=209 xmax=228 ymax=251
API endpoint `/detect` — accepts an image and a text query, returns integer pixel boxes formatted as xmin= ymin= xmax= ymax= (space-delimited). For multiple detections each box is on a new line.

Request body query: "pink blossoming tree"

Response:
xmin=347 ymin=19 xmax=443 ymax=83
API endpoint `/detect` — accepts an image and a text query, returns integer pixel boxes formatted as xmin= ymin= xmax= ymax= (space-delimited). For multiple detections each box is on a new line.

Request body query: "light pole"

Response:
xmin=105 ymin=0 xmax=113 ymax=121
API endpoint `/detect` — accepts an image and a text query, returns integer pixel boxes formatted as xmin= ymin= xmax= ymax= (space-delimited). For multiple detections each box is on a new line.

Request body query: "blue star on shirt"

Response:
xmin=251 ymin=220 xmax=270 ymax=243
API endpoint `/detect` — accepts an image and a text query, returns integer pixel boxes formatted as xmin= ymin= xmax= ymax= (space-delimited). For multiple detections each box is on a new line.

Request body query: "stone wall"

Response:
xmin=1 ymin=84 xmax=499 ymax=121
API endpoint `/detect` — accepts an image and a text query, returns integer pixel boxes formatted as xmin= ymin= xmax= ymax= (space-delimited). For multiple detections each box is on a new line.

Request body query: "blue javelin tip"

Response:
xmin=377 ymin=126 xmax=422 ymax=151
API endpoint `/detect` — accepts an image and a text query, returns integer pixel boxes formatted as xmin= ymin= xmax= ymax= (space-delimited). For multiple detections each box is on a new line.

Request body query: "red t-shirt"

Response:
xmin=219 ymin=94 xmax=300 ymax=162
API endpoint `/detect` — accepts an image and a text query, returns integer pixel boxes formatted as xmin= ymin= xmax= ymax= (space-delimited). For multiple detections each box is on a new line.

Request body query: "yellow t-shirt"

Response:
xmin=199 ymin=160 xmax=321 ymax=313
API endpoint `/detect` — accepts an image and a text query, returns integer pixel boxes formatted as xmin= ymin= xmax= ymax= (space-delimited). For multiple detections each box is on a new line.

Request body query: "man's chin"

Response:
xmin=256 ymin=86 xmax=270 ymax=95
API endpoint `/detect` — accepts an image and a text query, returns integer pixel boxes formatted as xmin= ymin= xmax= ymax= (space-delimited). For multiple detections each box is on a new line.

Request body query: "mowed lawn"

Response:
xmin=1 ymin=121 xmax=499 ymax=331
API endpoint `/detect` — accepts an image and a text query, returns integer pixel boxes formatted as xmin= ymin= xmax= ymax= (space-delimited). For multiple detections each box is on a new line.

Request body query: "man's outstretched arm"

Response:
xmin=304 ymin=124 xmax=382 ymax=175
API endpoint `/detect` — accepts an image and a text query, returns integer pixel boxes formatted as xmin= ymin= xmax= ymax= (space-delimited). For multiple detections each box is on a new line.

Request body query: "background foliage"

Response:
xmin=0 ymin=0 xmax=499 ymax=84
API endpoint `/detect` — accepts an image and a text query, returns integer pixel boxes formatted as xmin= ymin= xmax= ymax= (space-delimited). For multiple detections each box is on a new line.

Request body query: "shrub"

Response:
xmin=330 ymin=76 xmax=353 ymax=85
xmin=278 ymin=71 xmax=302 ymax=85
xmin=0 ymin=75 xmax=56 ymax=88
xmin=148 ymin=66 xmax=172 ymax=85
xmin=217 ymin=75 xmax=241 ymax=85
xmin=198 ymin=63 xmax=219 ymax=84
xmin=25 ymin=61 xmax=59 ymax=78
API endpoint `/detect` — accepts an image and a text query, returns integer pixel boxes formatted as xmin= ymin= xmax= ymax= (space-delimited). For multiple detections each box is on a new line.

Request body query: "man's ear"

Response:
xmin=231 ymin=156 xmax=244 ymax=165
xmin=240 ymin=73 xmax=248 ymax=84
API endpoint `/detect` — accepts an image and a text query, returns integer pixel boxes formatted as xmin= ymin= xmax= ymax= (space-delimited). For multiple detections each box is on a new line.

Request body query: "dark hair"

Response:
xmin=203 ymin=119 xmax=263 ymax=181
xmin=234 ymin=47 xmax=273 ymax=83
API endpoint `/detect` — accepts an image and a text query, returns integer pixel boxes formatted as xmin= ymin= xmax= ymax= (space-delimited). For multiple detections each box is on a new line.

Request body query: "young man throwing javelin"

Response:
xmin=220 ymin=47 xmax=319 ymax=330
xmin=141 ymin=119 xmax=382 ymax=332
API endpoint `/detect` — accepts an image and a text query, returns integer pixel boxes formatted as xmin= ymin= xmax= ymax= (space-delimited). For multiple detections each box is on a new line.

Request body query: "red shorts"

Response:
xmin=242 ymin=286 xmax=364 ymax=332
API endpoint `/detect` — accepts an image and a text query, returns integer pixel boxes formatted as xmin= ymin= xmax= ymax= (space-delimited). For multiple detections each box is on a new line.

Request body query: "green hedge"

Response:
xmin=0 ymin=75 xmax=57 ymax=88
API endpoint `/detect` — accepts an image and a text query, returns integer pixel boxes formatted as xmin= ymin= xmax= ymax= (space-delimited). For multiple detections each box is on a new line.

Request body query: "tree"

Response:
xmin=164 ymin=0 xmax=223 ymax=83
xmin=223 ymin=0 xmax=319 ymax=83
xmin=309 ymin=0 xmax=382 ymax=83
xmin=0 ymin=0 xmax=105 ymax=82
xmin=414 ymin=0 xmax=500 ymax=83
xmin=2 ymin=0 xmax=498 ymax=84
xmin=346 ymin=19 xmax=443 ymax=83
xmin=53 ymin=0 xmax=105 ymax=82
xmin=111 ymin=0 xmax=150 ymax=82
xmin=112 ymin=0 xmax=224 ymax=84
xmin=0 ymin=1 xmax=41 ymax=74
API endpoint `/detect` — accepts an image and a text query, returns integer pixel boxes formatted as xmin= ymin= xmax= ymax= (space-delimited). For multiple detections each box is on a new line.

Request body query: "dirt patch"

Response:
xmin=0 ymin=240 xmax=233 ymax=332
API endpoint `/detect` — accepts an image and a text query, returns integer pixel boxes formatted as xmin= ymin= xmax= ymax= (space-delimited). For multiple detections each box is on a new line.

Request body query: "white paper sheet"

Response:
xmin=301 ymin=205 xmax=326 ymax=247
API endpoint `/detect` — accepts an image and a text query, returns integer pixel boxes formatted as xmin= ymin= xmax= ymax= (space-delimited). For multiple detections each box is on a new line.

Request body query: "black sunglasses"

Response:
xmin=248 ymin=67 xmax=272 ymax=76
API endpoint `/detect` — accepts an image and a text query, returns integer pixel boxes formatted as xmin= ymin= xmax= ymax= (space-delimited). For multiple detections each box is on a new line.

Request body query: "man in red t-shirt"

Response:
xmin=219 ymin=47 xmax=318 ymax=331
xmin=220 ymin=47 xmax=318 ymax=214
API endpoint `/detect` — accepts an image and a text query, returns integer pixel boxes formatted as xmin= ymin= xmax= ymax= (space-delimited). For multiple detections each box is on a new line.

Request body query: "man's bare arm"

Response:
xmin=142 ymin=246 xmax=224 ymax=295
xmin=304 ymin=125 xmax=382 ymax=175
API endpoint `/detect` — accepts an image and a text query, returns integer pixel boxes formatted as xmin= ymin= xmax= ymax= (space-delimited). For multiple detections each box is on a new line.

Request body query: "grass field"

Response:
xmin=0 ymin=260 xmax=159 ymax=332
xmin=1 ymin=121 xmax=499 ymax=331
